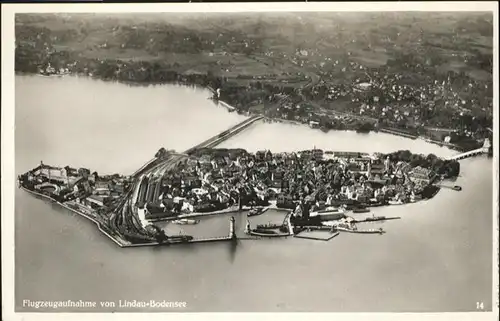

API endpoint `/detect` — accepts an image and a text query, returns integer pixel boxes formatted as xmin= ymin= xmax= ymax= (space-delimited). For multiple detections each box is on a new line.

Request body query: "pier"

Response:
xmin=436 ymin=184 xmax=462 ymax=191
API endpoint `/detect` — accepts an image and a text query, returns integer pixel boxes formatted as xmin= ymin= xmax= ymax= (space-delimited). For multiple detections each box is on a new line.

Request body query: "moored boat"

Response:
xmin=248 ymin=228 xmax=291 ymax=237
xmin=172 ymin=219 xmax=200 ymax=225
xmin=352 ymin=208 xmax=370 ymax=213
xmin=310 ymin=207 xmax=346 ymax=220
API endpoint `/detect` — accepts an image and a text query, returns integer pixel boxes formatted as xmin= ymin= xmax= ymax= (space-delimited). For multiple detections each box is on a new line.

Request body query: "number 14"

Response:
xmin=476 ymin=302 xmax=484 ymax=310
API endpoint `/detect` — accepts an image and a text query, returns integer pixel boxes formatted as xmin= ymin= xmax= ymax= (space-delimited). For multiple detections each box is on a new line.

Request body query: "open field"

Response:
xmin=15 ymin=12 xmax=492 ymax=79
xmin=14 ymin=12 xmax=493 ymax=137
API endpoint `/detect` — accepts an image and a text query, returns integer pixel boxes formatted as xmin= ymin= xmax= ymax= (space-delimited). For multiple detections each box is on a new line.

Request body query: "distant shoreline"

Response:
xmin=16 ymin=72 xmax=482 ymax=153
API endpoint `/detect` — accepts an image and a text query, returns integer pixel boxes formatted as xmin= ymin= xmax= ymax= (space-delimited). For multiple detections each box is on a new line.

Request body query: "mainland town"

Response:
xmin=16 ymin=13 xmax=493 ymax=247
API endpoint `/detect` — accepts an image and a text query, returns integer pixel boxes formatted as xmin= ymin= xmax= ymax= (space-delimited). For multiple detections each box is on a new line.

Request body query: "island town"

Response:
xmin=18 ymin=115 xmax=489 ymax=247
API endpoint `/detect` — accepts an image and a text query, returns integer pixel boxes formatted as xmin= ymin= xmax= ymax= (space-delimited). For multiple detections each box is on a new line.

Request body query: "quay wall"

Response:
xmin=19 ymin=186 xmax=128 ymax=248
xmin=122 ymin=236 xmax=233 ymax=248
xmin=20 ymin=186 xmax=240 ymax=249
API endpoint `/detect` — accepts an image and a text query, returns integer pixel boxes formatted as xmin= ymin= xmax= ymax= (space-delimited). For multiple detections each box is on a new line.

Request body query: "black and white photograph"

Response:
xmin=1 ymin=2 xmax=498 ymax=318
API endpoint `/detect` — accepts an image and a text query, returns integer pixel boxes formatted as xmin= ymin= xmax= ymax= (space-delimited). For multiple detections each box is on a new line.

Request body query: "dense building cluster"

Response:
xmin=18 ymin=163 xmax=129 ymax=213
xmin=17 ymin=146 xmax=461 ymax=244
xmin=142 ymin=148 xmax=448 ymax=219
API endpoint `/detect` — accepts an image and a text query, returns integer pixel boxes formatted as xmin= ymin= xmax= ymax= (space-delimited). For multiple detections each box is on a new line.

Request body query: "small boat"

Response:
xmin=172 ymin=219 xmax=200 ymax=225
xmin=248 ymin=207 xmax=265 ymax=217
xmin=352 ymin=208 xmax=370 ymax=213
xmin=388 ymin=200 xmax=404 ymax=205
xmin=453 ymin=185 xmax=462 ymax=191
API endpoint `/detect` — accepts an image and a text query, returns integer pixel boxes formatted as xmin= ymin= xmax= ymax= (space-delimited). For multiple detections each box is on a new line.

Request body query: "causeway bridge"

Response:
xmin=130 ymin=114 xmax=263 ymax=183
xmin=446 ymin=138 xmax=491 ymax=161
xmin=184 ymin=115 xmax=264 ymax=155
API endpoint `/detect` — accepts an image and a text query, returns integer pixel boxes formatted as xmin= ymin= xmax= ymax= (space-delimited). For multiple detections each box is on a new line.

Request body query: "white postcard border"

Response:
xmin=2 ymin=2 xmax=498 ymax=321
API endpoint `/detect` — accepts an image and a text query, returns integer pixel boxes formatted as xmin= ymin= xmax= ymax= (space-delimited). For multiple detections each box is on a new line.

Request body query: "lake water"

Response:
xmin=14 ymin=75 xmax=493 ymax=312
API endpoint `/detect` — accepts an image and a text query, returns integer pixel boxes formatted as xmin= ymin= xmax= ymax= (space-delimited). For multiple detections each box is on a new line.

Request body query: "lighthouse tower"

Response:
xmin=482 ymin=138 xmax=491 ymax=153
xmin=229 ymin=216 xmax=236 ymax=239
xmin=244 ymin=219 xmax=251 ymax=234
xmin=285 ymin=213 xmax=294 ymax=236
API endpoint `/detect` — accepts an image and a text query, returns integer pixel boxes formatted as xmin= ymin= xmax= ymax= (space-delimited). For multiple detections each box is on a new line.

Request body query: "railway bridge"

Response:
xmin=184 ymin=115 xmax=264 ymax=155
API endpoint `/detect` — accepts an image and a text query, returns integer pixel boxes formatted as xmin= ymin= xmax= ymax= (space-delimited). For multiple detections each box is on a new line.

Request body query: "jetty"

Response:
xmin=436 ymin=184 xmax=462 ymax=191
